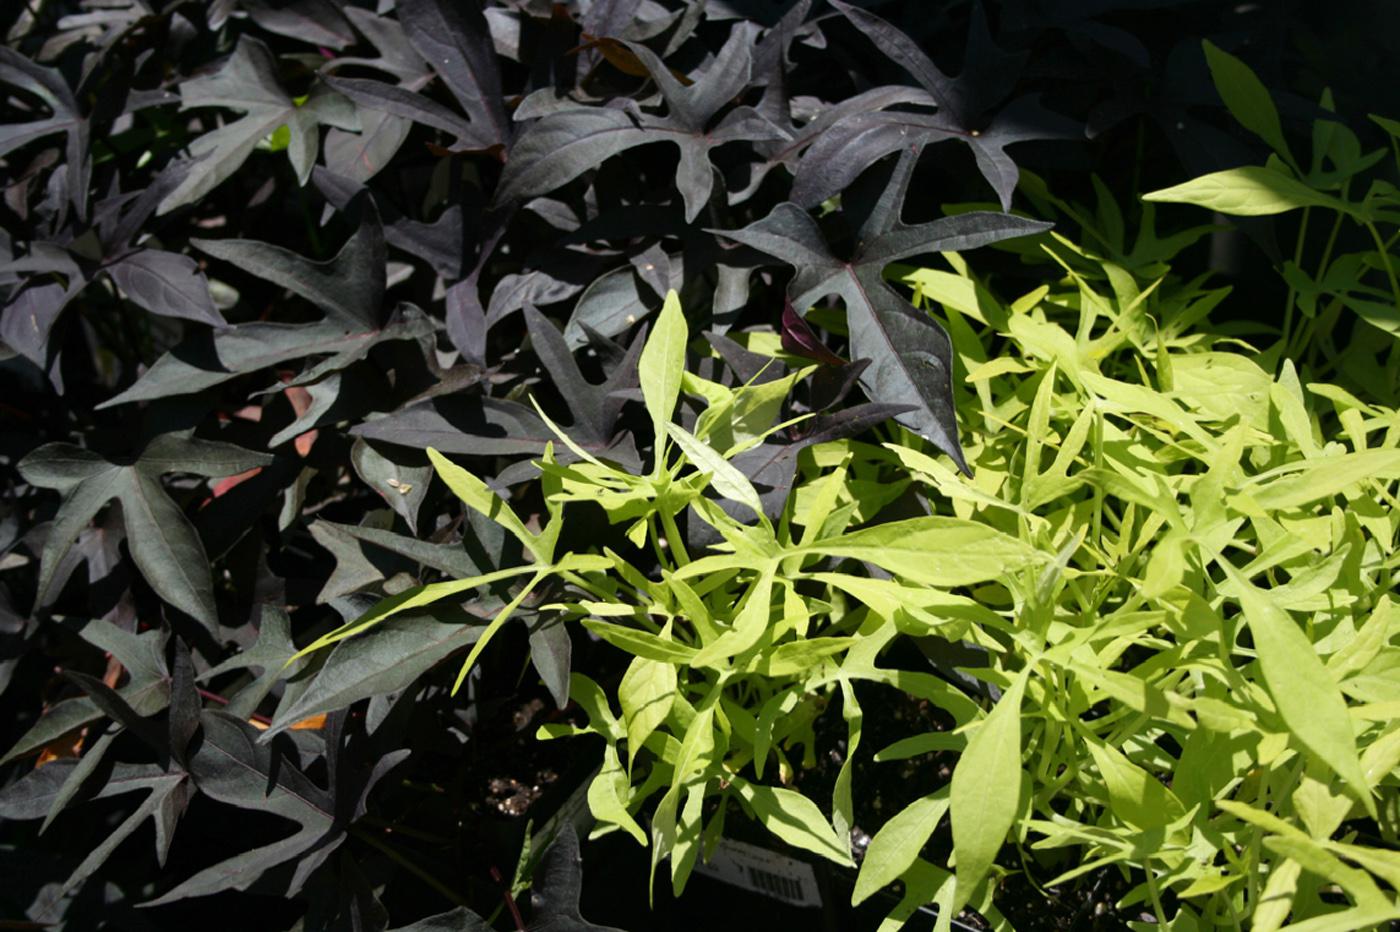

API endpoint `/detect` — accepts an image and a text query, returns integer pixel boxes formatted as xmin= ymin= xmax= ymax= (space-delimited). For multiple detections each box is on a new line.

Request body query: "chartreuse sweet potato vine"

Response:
xmin=883 ymin=205 xmax=1400 ymax=929
xmin=299 ymin=269 xmax=1400 ymax=931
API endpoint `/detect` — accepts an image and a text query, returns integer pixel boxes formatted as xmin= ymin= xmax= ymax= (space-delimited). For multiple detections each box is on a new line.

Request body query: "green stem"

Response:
xmin=1384 ymin=225 xmax=1400 ymax=254
xmin=660 ymin=507 xmax=691 ymax=567
xmin=1315 ymin=211 xmax=1345 ymax=282
xmin=1285 ymin=210 xmax=1348 ymax=362
xmin=351 ymin=825 xmax=470 ymax=909
xmin=557 ymin=569 xmax=611 ymax=602
xmin=1228 ymin=894 xmax=1245 ymax=932
xmin=1364 ymin=220 xmax=1400 ymax=313
xmin=646 ymin=515 xmax=670 ymax=571
xmin=1145 ymin=864 xmax=1169 ymax=927
xmin=451 ymin=572 xmax=545 ymax=694
xmin=1090 ymin=409 xmax=1105 ymax=551
xmin=1281 ymin=207 xmax=1311 ymax=355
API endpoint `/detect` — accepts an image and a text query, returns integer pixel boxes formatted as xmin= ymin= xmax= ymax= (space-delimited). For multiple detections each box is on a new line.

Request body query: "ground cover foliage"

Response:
xmin=1 ymin=0 xmax=1398 ymax=929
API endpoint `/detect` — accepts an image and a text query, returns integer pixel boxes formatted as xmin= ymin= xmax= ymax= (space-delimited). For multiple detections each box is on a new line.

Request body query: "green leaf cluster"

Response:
xmin=310 ymin=246 xmax=1400 ymax=928
xmin=1145 ymin=41 xmax=1400 ymax=366
xmin=881 ymin=206 xmax=1400 ymax=928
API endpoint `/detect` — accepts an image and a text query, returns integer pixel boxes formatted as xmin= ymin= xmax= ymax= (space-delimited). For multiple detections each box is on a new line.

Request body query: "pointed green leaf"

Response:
xmin=1143 ymin=166 xmax=1350 ymax=217
xmin=666 ymin=423 xmax=765 ymax=519
xmin=427 ymin=447 xmax=544 ymax=562
xmin=1083 ymin=735 xmax=1186 ymax=830
xmin=588 ymin=743 xmax=648 ymax=845
xmin=796 ymin=516 xmax=1041 ymax=586
xmin=619 ymin=655 xmax=677 ymax=769
xmin=1202 ymin=40 xmax=1293 ymax=164
xmin=730 ymin=776 xmax=854 ymax=866
xmin=950 ymin=670 xmax=1026 ymax=913
xmin=581 ymin=620 xmax=698 ymax=665
xmin=852 ymin=787 xmax=951 ymax=904
xmin=639 ymin=290 xmax=687 ymax=465
xmin=1241 ymin=449 xmax=1400 ymax=512
xmin=1220 ymin=563 xmax=1373 ymax=815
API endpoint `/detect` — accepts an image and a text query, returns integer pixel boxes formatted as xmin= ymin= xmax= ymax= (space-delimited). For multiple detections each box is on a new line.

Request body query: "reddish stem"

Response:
xmin=489 ymin=864 xmax=527 ymax=931
xmin=196 ymin=687 xmax=273 ymax=726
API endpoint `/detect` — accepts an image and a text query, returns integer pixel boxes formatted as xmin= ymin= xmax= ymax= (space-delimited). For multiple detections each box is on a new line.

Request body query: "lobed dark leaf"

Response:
xmin=242 ymin=0 xmax=354 ymax=50
xmin=524 ymin=303 xmax=639 ymax=446
xmin=529 ymin=826 xmax=627 ymax=932
xmin=325 ymin=76 xmax=481 ymax=150
xmin=18 ymin=436 xmax=271 ymax=627
xmin=264 ymin=609 xmax=485 ymax=739
xmin=147 ymin=711 xmax=340 ymax=903
xmin=0 ymin=242 xmax=86 ymax=374
xmin=397 ymin=0 xmax=510 ymax=150
xmin=791 ymin=2 xmax=1078 ymax=210
xmin=192 ymin=193 xmax=386 ymax=330
xmin=105 ymin=249 xmax=225 ymax=327
xmin=199 ymin=606 xmax=301 ymax=720
xmin=526 ymin=611 xmax=572 ymax=710
xmin=0 ymin=47 xmax=89 ymax=221
xmin=158 ymin=38 xmax=359 ymax=214
xmin=717 ymin=151 xmax=1049 ymax=472
xmin=353 ymin=394 xmax=638 ymax=471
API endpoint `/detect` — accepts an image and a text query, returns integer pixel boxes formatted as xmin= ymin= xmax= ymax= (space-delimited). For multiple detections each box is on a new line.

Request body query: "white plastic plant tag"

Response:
xmin=692 ymin=837 xmax=823 ymax=908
